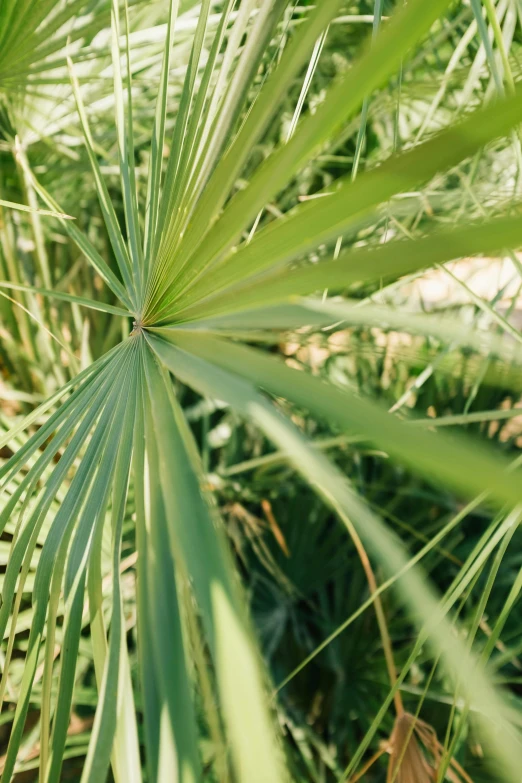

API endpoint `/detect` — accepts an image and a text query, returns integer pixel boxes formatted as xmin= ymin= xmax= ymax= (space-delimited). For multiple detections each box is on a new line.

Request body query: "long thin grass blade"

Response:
xmin=0 ymin=281 xmax=130 ymax=316
xmin=0 ymin=199 xmax=73 ymax=219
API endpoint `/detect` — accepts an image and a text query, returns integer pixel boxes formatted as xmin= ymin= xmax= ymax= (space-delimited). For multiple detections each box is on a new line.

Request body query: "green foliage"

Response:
xmin=1 ymin=1 xmax=522 ymax=781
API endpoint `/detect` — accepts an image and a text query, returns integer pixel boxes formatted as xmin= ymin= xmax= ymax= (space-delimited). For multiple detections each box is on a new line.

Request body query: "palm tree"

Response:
xmin=2 ymin=1 xmax=522 ymax=780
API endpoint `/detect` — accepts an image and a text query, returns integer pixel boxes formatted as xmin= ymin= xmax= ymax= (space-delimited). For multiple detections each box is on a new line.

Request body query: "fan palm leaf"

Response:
xmin=3 ymin=1 xmax=522 ymax=781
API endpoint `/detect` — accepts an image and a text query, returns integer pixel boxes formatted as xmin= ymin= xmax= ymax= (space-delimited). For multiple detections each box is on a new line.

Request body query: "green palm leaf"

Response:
xmin=3 ymin=1 xmax=522 ymax=781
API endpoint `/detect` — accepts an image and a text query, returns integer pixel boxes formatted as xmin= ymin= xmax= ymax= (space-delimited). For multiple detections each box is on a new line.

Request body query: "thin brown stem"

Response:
xmin=348 ymin=745 xmax=388 ymax=782
xmin=337 ymin=507 xmax=404 ymax=717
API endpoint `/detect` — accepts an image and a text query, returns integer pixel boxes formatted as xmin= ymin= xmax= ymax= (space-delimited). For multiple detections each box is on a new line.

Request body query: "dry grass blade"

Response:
xmin=382 ymin=713 xmax=474 ymax=783
xmin=387 ymin=713 xmax=435 ymax=783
